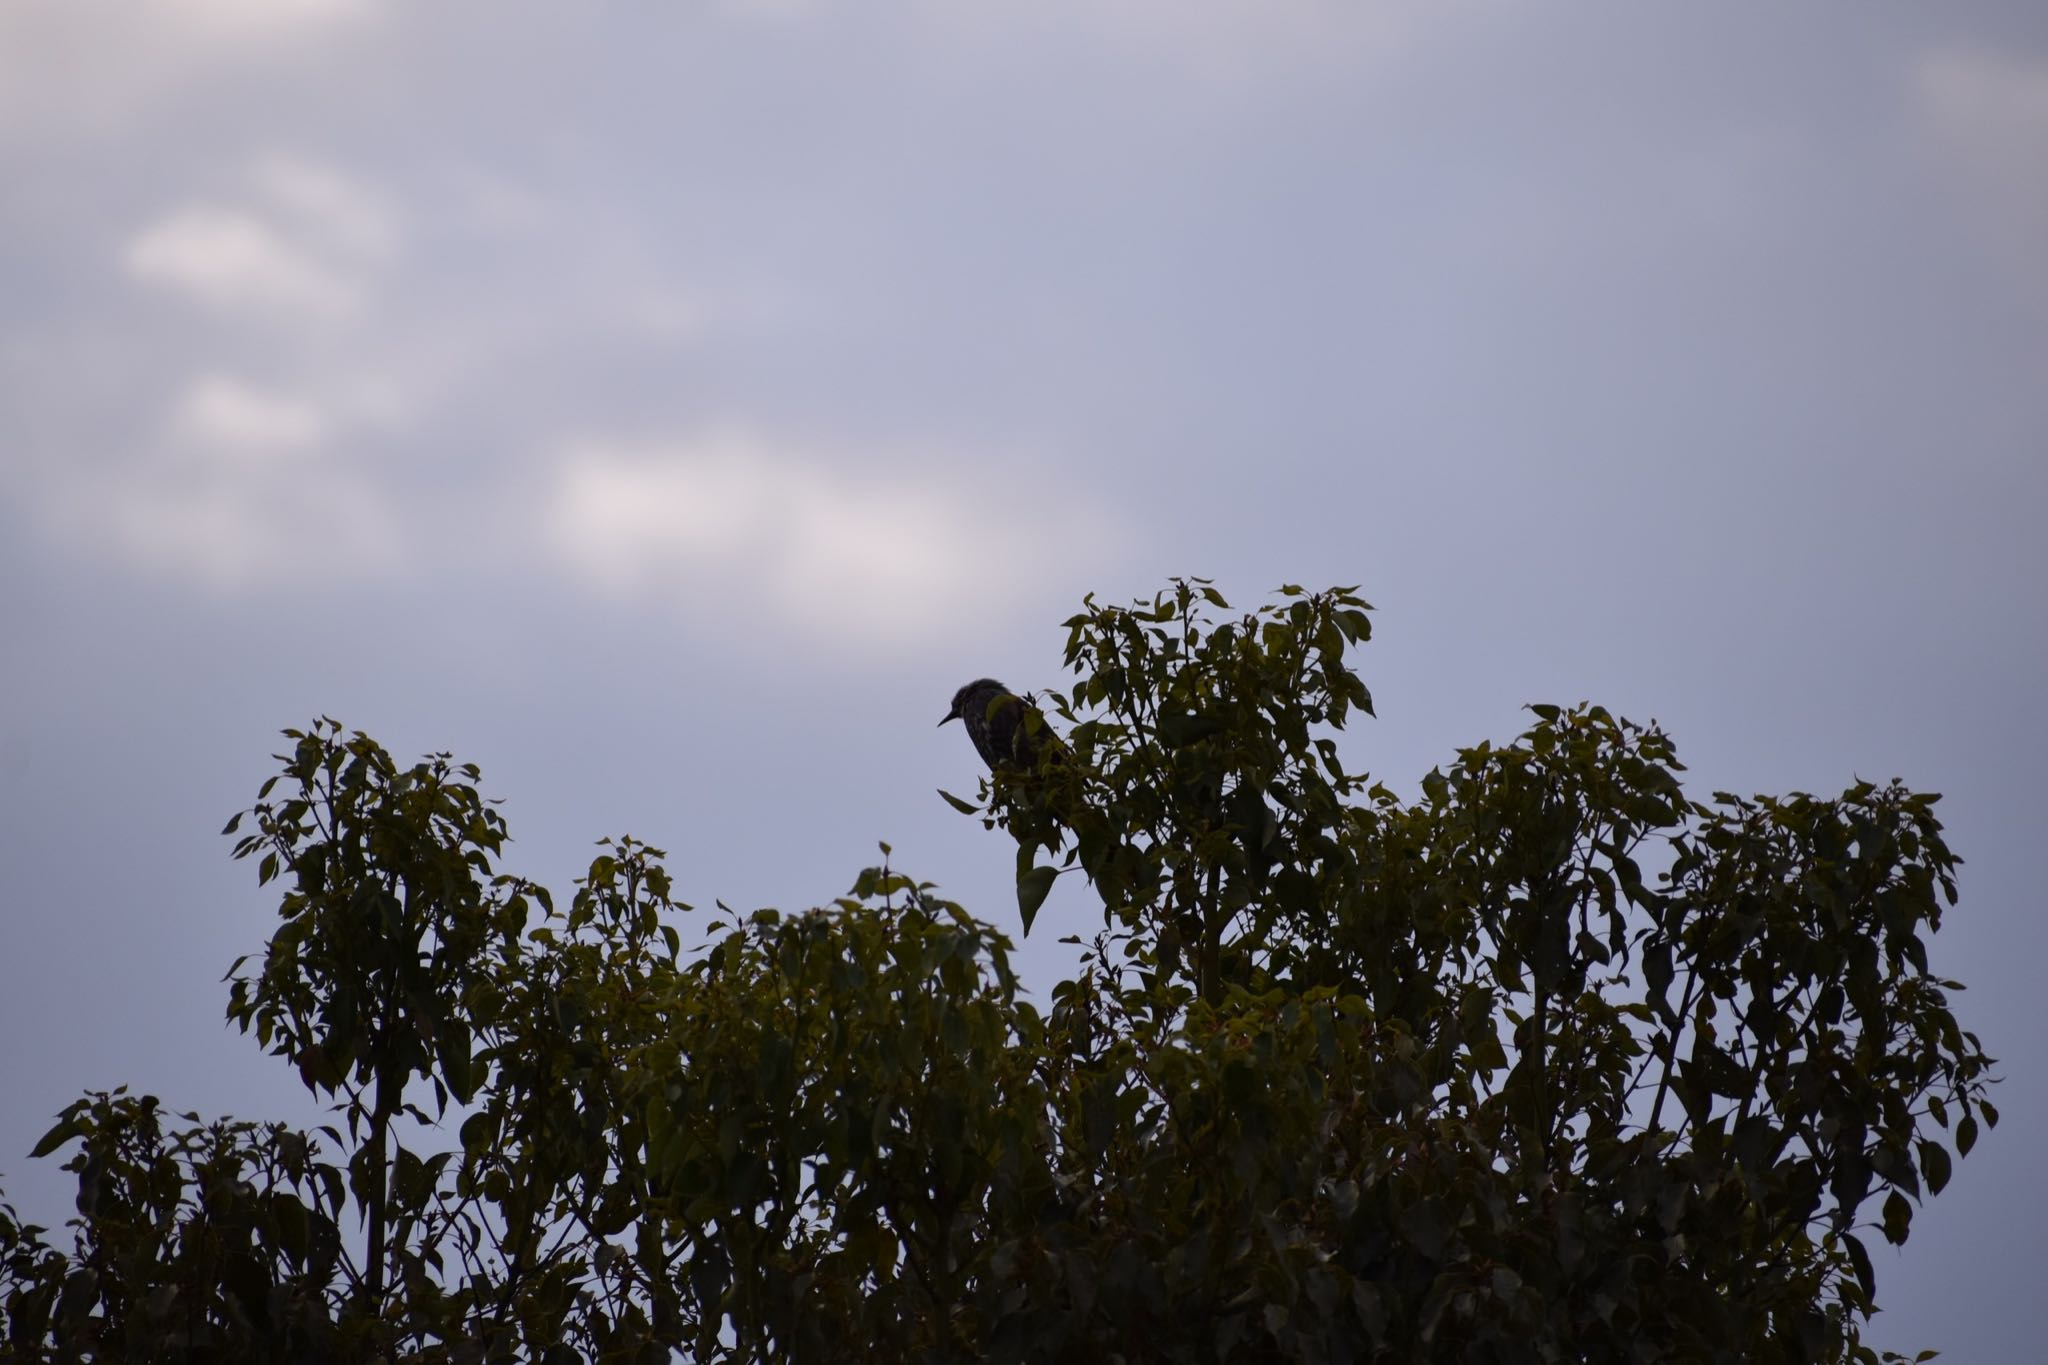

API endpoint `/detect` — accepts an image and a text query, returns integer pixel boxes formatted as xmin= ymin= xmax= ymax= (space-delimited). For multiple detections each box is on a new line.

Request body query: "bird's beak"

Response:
xmin=937 ymin=711 xmax=957 ymax=727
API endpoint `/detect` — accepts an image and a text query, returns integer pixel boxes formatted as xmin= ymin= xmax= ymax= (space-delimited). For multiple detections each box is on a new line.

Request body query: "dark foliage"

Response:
xmin=1 ymin=582 xmax=1993 ymax=1362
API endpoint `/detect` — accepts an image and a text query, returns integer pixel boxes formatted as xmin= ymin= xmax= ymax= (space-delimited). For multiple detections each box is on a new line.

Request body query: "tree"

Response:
xmin=1 ymin=581 xmax=1995 ymax=1363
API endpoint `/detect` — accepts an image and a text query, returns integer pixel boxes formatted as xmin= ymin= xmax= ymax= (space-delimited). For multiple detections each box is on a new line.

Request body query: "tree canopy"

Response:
xmin=0 ymin=582 xmax=1996 ymax=1362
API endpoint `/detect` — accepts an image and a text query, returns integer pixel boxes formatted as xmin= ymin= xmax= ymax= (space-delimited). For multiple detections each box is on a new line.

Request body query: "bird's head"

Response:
xmin=939 ymin=678 xmax=1010 ymax=728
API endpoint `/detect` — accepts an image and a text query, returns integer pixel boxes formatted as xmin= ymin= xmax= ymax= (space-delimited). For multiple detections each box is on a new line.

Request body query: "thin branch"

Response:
xmin=1646 ymin=957 xmax=1702 ymax=1135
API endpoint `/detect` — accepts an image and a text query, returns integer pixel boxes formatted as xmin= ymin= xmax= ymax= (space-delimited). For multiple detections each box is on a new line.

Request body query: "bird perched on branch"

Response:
xmin=939 ymin=678 xmax=1054 ymax=772
xmin=941 ymin=678 xmax=1103 ymax=936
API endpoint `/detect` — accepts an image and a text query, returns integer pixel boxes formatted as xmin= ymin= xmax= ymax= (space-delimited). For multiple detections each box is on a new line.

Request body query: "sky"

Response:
xmin=1 ymin=0 xmax=2044 ymax=1355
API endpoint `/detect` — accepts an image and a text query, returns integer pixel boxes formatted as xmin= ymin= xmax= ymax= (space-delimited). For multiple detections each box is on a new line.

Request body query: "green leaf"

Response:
xmin=1843 ymin=1232 xmax=1876 ymax=1302
xmin=1158 ymin=712 xmax=1223 ymax=748
xmin=1016 ymin=864 xmax=1058 ymax=936
xmin=437 ymin=1020 xmax=475 ymax=1105
xmin=1870 ymin=1143 xmax=1918 ymax=1197
xmin=29 ymin=1117 xmax=82 ymax=1160
xmin=460 ymin=1111 xmax=496 ymax=1154
xmin=936 ymin=789 xmax=981 ymax=815
xmin=271 ymin=1191 xmax=309 ymax=1265
xmin=1643 ymin=938 xmax=1675 ymax=1018
xmin=1398 ymin=1196 xmax=1451 ymax=1259
xmin=1881 ymin=1190 xmax=1913 ymax=1245
xmin=1919 ymin=1140 xmax=1952 ymax=1195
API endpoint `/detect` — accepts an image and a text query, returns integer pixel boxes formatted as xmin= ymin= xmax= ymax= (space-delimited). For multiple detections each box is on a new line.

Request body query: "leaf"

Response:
xmin=437 ymin=1020 xmax=475 ymax=1105
xmin=1343 ymin=671 xmax=1375 ymax=717
xmin=1869 ymin=1143 xmax=1918 ymax=1197
xmin=1843 ymin=1232 xmax=1876 ymax=1302
xmin=936 ymin=789 xmax=981 ymax=815
xmin=460 ymin=1111 xmax=495 ymax=1154
xmin=1919 ymin=1140 xmax=1952 ymax=1195
xmin=1398 ymin=1196 xmax=1452 ymax=1259
xmin=1082 ymin=1078 xmax=1117 ymax=1156
xmin=271 ymin=1191 xmax=309 ymax=1265
xmin=55 ymin=1268 xmax=99 ymax=1327
xmin=1956 ymin=1114 xmax=1978 ymax=1157
xmin=1158 ymin=712 xmax=1224 ymax=748
xmin=1017 ymin=864 xmax=1058 ymax=936
xmin=1881 ymin=1190 xmax=1912 ymax=1245
xmin=1644 ymin=938 xmax=1675 ymax=1019
xmin=29 ymin=1117 xmax=82 ymax=1160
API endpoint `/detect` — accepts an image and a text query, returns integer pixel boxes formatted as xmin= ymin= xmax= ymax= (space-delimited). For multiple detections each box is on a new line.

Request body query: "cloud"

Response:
xmin=109 ymin=471 xmax=399 ymax=589
xmin=0 ymin=0 xmax=385 ymax=141
xmin=49 ymin=440 xmax=400 ymax=590
xmin=1914 ymin=46 xmax=2048 ymax=276
xmin=125 ymin=204 xmax=363 ymax=321
xmin=38 ymin=366 xmax=394 ymax=590
xmin=904 ymin=0 xmax=1472 ymax=84
xmin=23 ymin=153 xmax=409 ymax=588
xmin=150 ymin=0 xmax=381 ymax=41
xmin=252 ymin=153 xmax=397 ymax=263
xmin=546 ymin=428 xmax=1112 ymax=644
xmin=122 ymin=156 xmax=394 ymax=323
xmin=21 ymin=356 xmax=431 ymax=590
xmin=174 ymin=373 xmax=328 ymax=456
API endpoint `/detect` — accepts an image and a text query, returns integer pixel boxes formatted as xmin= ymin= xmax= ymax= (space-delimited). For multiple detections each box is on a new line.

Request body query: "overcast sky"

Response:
xmin=2 ymin=1 xmax=2044 ymax=1355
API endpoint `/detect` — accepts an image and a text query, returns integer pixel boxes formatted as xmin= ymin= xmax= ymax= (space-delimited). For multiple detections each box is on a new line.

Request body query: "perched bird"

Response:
xmin=941 ymin=678 xmax=1093 ymax=936
xmin=939 ymin=678 xmax=1050 ymax=771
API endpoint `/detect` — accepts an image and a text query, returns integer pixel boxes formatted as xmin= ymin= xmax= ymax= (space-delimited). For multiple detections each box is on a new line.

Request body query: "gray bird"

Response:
xmin=939 ymin=678 xmax=1049 ymax=771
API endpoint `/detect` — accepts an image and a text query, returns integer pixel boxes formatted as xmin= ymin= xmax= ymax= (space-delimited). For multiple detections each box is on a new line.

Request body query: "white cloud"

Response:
xmin=124 ymin=204 xmax=363 ymax=321
xmin=23 ymin=359 xmax=420 ymax=590
xmin=150 ymin=0 xmax=381 ymax=41
xmin=620 ymin=290 xmax=709 ymax=342
xmin=110 ymin=471 xmax=398 ymax=588
xmin=174 ymin=373 xmax=328 ymax=456
xmin=907 ymin=0 xmax=1472 ymax=84
xmin=547 ymin=428 xmax=1109 ymax=643
xmin=252 ymin=153 xmax=397 ymax=263
xmin=1915 ymin=46 xmax=2048 ymax=275
xmin=0 ymin=0 xmax=384 ymax=140
xmin=122 ymin=156 xmax=394 ymax=323
xmin=48 ymin=442 xmax=399 ymax=589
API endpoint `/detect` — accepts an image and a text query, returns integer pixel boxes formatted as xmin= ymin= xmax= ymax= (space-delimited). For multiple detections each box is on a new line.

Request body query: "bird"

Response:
xmin=943 ymin=679 xmax=1117 ymax=939
xmin=939 ymin=678 xmax=1051 ymax=772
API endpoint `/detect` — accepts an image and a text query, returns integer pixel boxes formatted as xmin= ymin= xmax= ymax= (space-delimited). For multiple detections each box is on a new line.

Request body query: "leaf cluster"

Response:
xmin=0 ymin=586 xmax=1993 ymax=1363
